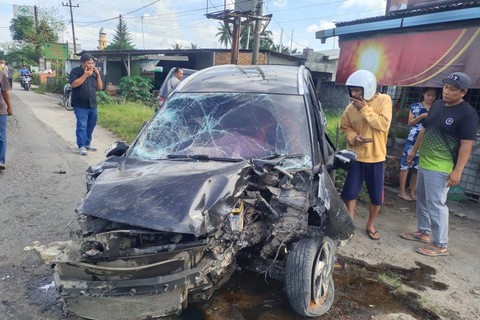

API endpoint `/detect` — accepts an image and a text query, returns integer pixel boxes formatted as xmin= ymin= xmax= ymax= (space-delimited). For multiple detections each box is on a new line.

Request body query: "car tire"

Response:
xmin=285 ymin=237 xmax=335 ymax=317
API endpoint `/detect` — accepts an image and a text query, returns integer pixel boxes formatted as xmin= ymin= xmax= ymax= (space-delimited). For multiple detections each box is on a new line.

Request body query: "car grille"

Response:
xmin=63 ymin=287 xmax=184 ymax=320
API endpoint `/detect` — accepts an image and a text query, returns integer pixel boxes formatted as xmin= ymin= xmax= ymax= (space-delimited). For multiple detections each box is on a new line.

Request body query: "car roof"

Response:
xmin=159 ymin=67 xmax=196 ymax=95
xmin=176 ymin=64 xmax=306 ymax=95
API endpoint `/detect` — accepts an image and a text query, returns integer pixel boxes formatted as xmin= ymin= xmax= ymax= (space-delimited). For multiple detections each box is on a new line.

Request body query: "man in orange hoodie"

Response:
xmin=340 ymin=70 xmax=392 ymax=240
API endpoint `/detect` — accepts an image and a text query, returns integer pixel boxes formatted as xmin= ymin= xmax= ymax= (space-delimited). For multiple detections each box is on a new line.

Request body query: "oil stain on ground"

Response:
xmin=26 ymin=255 xmax=449 ymax=320
xmin=182 ymin=255 xmax=448 ymax=320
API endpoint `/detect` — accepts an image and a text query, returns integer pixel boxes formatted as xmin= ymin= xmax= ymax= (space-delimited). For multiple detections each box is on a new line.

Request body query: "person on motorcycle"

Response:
xmin=19 ymin=66 xmax=31 ymax=88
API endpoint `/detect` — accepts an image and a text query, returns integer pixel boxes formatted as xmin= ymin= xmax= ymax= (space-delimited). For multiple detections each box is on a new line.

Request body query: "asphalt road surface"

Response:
xmin=0 ymin=84 xmax=112 ymax=320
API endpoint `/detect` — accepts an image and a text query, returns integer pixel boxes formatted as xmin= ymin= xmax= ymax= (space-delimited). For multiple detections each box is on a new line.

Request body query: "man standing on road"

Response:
xmin=0 ymin=70 xmax=13 ymax=170
xmin=340 ymin=69 xmax=392 ymax=241
xmin=69 ymin=54 xmax=103 ymax=156
xmin=400 ymin=72 xmax=478 ymax=256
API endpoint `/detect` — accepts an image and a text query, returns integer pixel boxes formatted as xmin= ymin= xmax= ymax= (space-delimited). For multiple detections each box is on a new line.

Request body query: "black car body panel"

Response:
xmin=77 ymin=157 xmax=251 ymax=237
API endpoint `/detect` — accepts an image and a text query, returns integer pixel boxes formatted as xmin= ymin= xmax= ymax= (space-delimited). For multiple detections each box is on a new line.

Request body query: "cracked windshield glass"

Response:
xmin=129 ymin=92 xmax=312 ymax=167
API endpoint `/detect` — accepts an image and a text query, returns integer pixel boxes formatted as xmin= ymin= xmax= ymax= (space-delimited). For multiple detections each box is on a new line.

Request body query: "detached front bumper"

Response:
xmin=52 ymin=246 xmax=207 ymax=320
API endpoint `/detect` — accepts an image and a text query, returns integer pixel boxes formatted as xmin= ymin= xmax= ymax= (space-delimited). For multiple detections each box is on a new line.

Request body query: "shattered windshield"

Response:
xmin=129 ymin=92 xmax=312 ymax=163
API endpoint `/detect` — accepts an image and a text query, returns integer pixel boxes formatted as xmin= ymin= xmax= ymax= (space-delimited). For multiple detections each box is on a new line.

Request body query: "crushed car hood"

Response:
xmin=77 ymin=157 xmax=251 ymax=237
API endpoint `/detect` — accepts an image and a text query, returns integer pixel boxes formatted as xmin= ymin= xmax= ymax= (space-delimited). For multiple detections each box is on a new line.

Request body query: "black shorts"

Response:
xmin=341 ymin=161 xmax=385 ymax=205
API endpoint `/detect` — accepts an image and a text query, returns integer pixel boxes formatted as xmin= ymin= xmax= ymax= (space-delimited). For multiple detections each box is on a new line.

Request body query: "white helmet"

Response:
xmin=345 ymin=70 xmax=377 ymax=100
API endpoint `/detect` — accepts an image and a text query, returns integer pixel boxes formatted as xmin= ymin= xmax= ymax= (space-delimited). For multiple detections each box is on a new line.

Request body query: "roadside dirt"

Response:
xmin=334 ymin=192 xmax=480 ymax=320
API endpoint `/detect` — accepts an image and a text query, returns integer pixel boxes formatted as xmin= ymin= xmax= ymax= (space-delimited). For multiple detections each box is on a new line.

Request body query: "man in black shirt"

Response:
xmin=400 ymin=72 xmax=478 ymax=256
xmin=69 ymin=54 xmax=103 ymax=155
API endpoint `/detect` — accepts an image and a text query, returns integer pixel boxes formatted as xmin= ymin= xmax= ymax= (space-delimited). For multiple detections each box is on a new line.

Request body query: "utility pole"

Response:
xmin=251 ymin=0 xmax=263 ymax=65
xmin=231 ymin=16 xmax=241 ymax=64
xmin=119 ymin=14 xmax=124 ymax=50
xmin=62 ymin=0 xmax=79 ymax=55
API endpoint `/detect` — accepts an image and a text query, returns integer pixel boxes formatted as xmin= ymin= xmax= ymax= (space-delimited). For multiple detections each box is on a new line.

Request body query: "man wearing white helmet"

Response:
xmin=340 ymin=69 xmax=392 ymax=240
xmin=400 ymin=72 xmax=478 ymax=256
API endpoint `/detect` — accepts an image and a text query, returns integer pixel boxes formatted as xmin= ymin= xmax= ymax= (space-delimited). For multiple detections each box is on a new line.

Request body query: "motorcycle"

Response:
xmin=20 ymin=75 xmax=31 ymax=91
xmin=62 ymin=83 xmax=73 ymax=111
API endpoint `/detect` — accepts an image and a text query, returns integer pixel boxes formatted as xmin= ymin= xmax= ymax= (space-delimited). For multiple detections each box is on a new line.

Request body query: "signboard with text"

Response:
xmin=44 ymin=43 xmax=69 ymax=60
xmin=386 ymin=0 xmax=466 ymax=14
xmin=13 ymin=5 xmax=35 ymax=18
xmin=336 ymin=27 xmax=480 ymax=88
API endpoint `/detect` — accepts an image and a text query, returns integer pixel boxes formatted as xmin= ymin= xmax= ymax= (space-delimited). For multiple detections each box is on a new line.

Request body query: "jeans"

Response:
xmin=416 ymin=167 xmax=450 ymax=248
xmin=73 ymin=107 xmax=97 ymax=148
xmin=0 ymin=115 xmax=6 ymax=164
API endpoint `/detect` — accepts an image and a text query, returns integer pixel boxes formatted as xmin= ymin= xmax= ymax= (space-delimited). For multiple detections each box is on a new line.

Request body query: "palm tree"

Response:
xmin=216 ymin=22 xmax=232 ymax=49
xmin=189 ymin=43 xmax=198 ymax=49
xmin=171 ymin=42 xmax=184 ymax=50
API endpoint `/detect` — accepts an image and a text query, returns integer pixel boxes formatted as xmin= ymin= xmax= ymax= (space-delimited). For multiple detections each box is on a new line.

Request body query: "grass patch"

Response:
xmin=417 ymin=296 xmax=445 ymax=316
xmin=97 ymin=102 xmax=155 ymax=143
xmin=378 ymin=273 xmax=403 ymax=290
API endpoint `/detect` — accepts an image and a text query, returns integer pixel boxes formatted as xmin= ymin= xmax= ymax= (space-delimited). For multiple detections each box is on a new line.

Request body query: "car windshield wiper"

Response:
xmin=166 ymin=154 xmax=243 ymax=162
xmin=260 ymin=153 xmax=305 ymax=160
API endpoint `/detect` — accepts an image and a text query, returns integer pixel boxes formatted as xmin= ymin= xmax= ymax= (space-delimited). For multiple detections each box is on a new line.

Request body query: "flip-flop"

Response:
xmin=399 ymin=232 xmax=431 ymax=244
xmin=397 ymin=194 xmax=414 ymax=201
xmin=416 ymin=246 xmax=449 ymax=256
xmin=366 ymin=229 xmax=380 ymax=240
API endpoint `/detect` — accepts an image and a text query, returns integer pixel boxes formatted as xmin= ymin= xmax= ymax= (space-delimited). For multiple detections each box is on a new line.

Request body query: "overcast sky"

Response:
xmin=0 ymin=0 xmax=387 ymax=53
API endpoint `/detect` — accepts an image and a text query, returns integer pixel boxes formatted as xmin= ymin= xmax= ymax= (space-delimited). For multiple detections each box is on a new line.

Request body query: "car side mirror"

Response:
xmin=326 ymin=149 xmax=357 ymax=171
xmin=105 ymin=141 xmax=129 ymax=157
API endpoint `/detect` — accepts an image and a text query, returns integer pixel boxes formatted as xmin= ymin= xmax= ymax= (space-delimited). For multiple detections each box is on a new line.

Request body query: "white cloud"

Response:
xmin=342 ymin=0 xmax=385 ymax=9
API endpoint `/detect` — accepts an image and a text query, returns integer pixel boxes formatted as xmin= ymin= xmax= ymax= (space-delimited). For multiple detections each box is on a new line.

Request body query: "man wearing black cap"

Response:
xmin=400 ymin=72 xmax=478 ymax=256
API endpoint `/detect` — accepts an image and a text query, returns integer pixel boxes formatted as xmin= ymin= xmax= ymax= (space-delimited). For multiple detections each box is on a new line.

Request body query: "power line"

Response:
xmin=62 ymin=0 xmax=79 ymax=54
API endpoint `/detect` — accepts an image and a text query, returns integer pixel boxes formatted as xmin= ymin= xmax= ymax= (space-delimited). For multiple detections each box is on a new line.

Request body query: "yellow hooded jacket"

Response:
xmin=340 ymin=93 xmax=392 ymax=163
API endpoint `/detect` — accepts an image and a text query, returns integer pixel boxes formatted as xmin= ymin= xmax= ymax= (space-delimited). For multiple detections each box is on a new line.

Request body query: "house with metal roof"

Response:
xmin=316 ymin=0 xmax=480 ymax=201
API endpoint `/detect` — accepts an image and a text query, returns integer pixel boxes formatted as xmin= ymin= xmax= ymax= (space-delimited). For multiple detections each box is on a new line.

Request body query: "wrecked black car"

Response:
xmin=33 ymin=65 xmax=356 ymax=319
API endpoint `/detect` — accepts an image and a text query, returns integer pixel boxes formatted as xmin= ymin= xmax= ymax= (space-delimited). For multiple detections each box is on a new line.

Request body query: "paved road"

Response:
xmin=0 ymin=83 xmax=116 ymax=319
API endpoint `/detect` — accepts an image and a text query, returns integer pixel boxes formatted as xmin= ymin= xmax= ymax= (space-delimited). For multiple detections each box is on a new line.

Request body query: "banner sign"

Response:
xmin=13 ymin=5 xmax=35 ymax=18
xmin=44 ymin=43 xmax=69 ymax=60
xmin=386 ymin=0 xmax=465 ymax=14
xmin=336 ymin=27 xmax=480 ymax=88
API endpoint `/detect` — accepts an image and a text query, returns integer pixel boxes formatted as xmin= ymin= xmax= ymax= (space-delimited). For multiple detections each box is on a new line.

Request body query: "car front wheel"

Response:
xmin=285 ymin=237 xmax=335 ymax=317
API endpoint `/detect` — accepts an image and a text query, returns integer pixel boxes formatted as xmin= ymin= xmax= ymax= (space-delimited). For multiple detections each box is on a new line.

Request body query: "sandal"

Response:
xmin=397 ymin=194 xmax=414 ymax=201
xmin=399 ymin=232 xmax=431 ymax=244
xmin=416 ymin=245 xmax=449 ymax=256
xmin=366 ymin=229 xmax=380 ymax=240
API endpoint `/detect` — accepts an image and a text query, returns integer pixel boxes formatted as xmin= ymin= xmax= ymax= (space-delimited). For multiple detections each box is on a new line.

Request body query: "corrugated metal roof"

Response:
xmin=336 ymin=1 xmax=480 ymax=27
xmin=316 ymin=3 xmax=480 ymax=42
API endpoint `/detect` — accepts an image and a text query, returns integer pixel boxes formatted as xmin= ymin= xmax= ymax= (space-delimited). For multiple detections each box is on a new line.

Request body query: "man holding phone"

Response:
xmin=69 ymin=54 xmax=103 ymax=156
xmin=340 ymin=69 xmax=392 ymax=240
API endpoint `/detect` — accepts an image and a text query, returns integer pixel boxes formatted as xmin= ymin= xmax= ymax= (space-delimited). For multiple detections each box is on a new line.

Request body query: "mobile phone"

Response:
xmin=363 ymin=138 xmax=373 ymax=143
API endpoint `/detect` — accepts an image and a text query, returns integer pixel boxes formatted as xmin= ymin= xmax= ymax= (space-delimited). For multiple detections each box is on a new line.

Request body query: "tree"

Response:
xmin=189 ymin=43 xmax=198 ymax=49
xmin=105 ymin=15 xmax=135 ymax=50
xmin=9 ymin=12 xmax=61 ymax=65
xmin=10 ymin=16 xmax=35 ymax=42
xmin=171 ymin=43 xmax=184 ymax=50
xmin=216 ymin=22 xmax=232 ymax=49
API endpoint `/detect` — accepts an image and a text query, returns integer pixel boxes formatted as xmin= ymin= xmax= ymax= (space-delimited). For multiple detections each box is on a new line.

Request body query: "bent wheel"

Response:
xmin=285 ymin=237 xmax=335 ymax=317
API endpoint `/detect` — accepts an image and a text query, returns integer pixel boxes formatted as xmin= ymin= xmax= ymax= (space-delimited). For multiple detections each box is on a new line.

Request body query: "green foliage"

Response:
xmin=10 ymin=16 xmax=35 ymax=41
xmin=5 ymin=43 xmax=37 ymax=66
xmin=97 ymin=102 xmax=155 ymax=143
xmin=8 ymin=5 xmax=64 ymax=64
xmin=118 ymin=76 xmax=153 ymax=104
xmin=171 ymin=43 xmax=184 ymax=50
xmin=216 ymin=22 xmax=232 ymax=49
xmin=97 ymin=91 xmax=113 ymax=105
xmin=105 ymin=15 xmax=135 ymax=50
